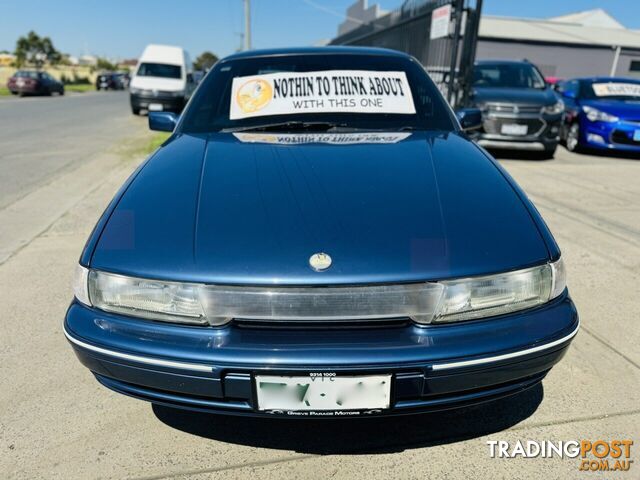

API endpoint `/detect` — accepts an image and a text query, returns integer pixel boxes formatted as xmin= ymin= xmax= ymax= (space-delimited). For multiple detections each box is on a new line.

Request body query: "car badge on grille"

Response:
xmin=309 ymin=253 xmax=332 ymax=272
xmin=513 ymin=105 xmax=519 ymax=114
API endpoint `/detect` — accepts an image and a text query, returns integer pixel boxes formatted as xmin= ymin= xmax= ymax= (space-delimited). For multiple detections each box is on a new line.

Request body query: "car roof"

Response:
xmin=221 ymin=46 xmax=412 ymax=62
xmin=140 ymin=44 xmax=186 ymax=65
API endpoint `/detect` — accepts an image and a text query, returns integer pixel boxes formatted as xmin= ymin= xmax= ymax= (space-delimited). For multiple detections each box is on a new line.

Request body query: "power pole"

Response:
xmin=243 ymin=0 xmax=252 ymax=51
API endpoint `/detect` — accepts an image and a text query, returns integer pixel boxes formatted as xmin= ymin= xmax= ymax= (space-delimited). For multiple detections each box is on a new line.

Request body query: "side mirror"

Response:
xmin=149 ymin=111 xmax=178 ymax=132
xmin=456 ymin=108 xmax=482 ymax=131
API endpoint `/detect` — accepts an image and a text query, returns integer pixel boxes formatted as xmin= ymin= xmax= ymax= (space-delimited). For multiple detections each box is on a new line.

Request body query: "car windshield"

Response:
xmin=136 ymin=62 xmax=181 ymax=79
xmin=180 ymin=53 xmax=456 ymax=133
xmin=581 ymin=80 xmax=640 ymax=101
xmin=473 ymin=63 xmax=545 ymax=89
xmin=15 ymin=71 xmax=39 ymax=78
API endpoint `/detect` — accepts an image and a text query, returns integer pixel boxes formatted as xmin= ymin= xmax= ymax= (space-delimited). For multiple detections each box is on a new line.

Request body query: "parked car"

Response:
xmin=129 ymin=44 xmax=195 ymax=115
xmin=65 ymin=47 xmax=578 ymax=418
xmin=96 ymin=72 xmax=125 ymax=90
xmin=192 ymin=70 xmax=205 ymax=84
xmin=557 ymin=77 xmax=640 ymax=154
xmin=544 ymin=76 xmax=563 ymax=86
xmin=7 ymin=70 xmax=64 ymax=96
xmin=469 ymin=60 xmax=564 ymax=157
xmin=115 ymin=72 xmax=130 ymax=89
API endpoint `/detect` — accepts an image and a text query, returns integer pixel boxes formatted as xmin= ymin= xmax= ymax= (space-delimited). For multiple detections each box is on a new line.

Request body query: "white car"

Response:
xmin=129 ymin=44 xmax=195 ymax=115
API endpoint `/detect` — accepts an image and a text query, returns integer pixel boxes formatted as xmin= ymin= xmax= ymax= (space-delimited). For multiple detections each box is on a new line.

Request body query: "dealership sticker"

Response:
xmin=229 ymin=70 xmax=416 ymax=120
xmin=233 ymin=132 xmax=412 ymax=145
xmin=592 ymin=82 xmax=640 ymax=97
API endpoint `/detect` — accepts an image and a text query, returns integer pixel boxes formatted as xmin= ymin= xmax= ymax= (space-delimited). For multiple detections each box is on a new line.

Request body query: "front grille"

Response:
xmin=611 ymin=130 xmax=640 ymax=145
xmin=137 ymin=89 xmax=178 ymax=97
xmin=234 ymin=318 xmax=411 ymax=330
xmin=482 ymin=117 xmax=544 ymax=136
xmin=196 ymin=283 xmax=444 ymax=325
xmin=485 ymin=103 xmax=542 ymax=115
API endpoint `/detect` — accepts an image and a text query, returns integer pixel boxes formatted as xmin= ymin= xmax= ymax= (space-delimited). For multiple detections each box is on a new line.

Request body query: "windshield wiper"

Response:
xmin=223 ymin=121 xmax=350 ymax=133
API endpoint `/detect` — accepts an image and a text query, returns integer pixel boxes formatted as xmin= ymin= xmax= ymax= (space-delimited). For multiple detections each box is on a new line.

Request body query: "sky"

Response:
xmin=0 ymin=0 xmax=638 ymax=60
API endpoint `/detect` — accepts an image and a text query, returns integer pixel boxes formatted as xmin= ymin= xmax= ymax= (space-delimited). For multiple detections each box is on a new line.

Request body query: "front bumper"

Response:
xmin=476 ymin=112 xmax=561 ymax=151
xmin=65 ymin=293 xmax=578 ymax=417
xmin=130 ymin=92 xmax=184 ymax=112
xmin=581 ymin=118 xmax=640 ymax=152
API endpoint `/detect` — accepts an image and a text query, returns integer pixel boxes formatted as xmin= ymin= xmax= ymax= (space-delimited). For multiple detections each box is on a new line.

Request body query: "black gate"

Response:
xmin=330 ymin=0 xmax=483 ymax=109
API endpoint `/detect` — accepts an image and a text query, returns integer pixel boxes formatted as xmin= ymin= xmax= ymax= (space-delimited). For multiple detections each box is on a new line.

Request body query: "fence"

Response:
xmin=330 ymin=0 xmax=483 ymax=109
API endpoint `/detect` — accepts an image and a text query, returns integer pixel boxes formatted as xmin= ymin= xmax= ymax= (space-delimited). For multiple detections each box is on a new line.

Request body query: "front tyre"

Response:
xmin=566 ymin=123 xmax=582 ymax=153
xmin=540 ymin=145 xmax=557 ymax=159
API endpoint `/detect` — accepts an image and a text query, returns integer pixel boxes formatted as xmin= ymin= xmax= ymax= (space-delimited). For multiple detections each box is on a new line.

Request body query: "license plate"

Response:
xmin=501 ymin=123 xmax=528 ymax=135
xmin=634 ymin=130 xmax=640 ymax=141
xmin=148 ymin=103 xmax=163 ymax=111
xmin=255 ymin=373 xmax=391 ymax=412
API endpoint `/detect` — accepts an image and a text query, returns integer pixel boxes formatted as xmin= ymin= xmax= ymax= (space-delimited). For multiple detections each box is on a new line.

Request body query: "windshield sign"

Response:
xmin=592 ymin=82 xmax=640 ymax=98
xmin=229 ymin=70 xmax=416 ymax=120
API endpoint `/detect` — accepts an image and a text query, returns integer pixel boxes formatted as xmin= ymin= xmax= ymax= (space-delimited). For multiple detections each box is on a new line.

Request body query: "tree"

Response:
xmin=14 ymin=31 xmax=61 ymax=67
xmin=193 ymin=51 xmax=219 ymax=71
xmin=96 ymin=57 xmax=118 ymax=71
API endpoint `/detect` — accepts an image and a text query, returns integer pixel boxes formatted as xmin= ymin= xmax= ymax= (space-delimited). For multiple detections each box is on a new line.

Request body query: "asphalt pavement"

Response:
xmin=0 ymin=94 xmax=638 ymax=479
xmin=0 ymin=91 xmax=138 ymax=210
xmin=0 ymin=91 xmax=146 ymax=263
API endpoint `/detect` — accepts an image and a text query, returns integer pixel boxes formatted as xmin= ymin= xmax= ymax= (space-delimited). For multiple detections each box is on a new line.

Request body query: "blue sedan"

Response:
xmin=65 ymin=47 xmax=578 ymax=418
xmin=559 ymin=77 xmax=640 ymax=154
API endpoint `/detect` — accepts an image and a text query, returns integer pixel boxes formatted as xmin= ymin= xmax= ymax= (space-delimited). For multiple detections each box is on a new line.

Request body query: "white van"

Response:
xmin=129 ymin=44 xmax=195 ymax=115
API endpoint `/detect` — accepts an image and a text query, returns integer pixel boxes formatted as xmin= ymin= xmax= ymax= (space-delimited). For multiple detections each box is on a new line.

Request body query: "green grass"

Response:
xmin=116 ymin=132 xmax=171 ymax=159
xmin=144 ymin=132 xmax=171 ymax=154
xmin=0 ymin=86 xmax=11 ymax=96
xmin=119 ymin=132 xmax=171 ymax=158
xmin=65 ymin=84 xmax=94 ymax=93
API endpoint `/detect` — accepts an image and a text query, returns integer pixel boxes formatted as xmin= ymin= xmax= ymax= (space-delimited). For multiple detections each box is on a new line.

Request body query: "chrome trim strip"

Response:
xmin=477 ymin=139 xmax=546 ymax=150
xmin=431 ymin=320 xmax=580 ymax=371
xmin=65 ymin=319 xmax=580 ymax=374
xmin=63 ymin=327 xmax=213 ymax=372
xmin=484 ymin=102 xmax=543 ymax=115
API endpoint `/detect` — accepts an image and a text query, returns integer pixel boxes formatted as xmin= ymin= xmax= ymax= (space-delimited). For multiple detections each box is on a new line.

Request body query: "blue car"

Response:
xmin=65 ymin=47 xmax=578 ymax=418
xmin=559 ymin=77 xmax=640 ymax=154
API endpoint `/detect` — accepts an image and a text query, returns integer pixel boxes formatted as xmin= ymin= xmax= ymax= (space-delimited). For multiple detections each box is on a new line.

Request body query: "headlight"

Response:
xmin=73 ymin=259 xmax=566 ymax=326
xmin=129 ymin=87 xmax=141 ymax=95
xmin=542 ymin=100 xmax=564 ymax=115
xmin=431 ymin=258 xmax=566 ymax=323
xmin=583 ymin=105 xmax=618 ymax=122
xmin=86 ymin=270 xmax=207 ymax=325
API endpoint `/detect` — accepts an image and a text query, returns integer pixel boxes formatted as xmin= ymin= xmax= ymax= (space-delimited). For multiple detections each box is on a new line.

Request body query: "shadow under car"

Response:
xmin=152 ymin=382 xmax=543 ymax=455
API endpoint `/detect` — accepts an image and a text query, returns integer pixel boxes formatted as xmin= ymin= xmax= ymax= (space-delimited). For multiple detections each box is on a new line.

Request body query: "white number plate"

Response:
xmin=255 ymin=373 xmax=391 ymax=412
xmin=633 ymin=130 xmax=640 ymax=141
xmin=501 ymin=123 xmax=528 ymax=135
xmin=148 ymin=103 xmax=163 ymax=111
